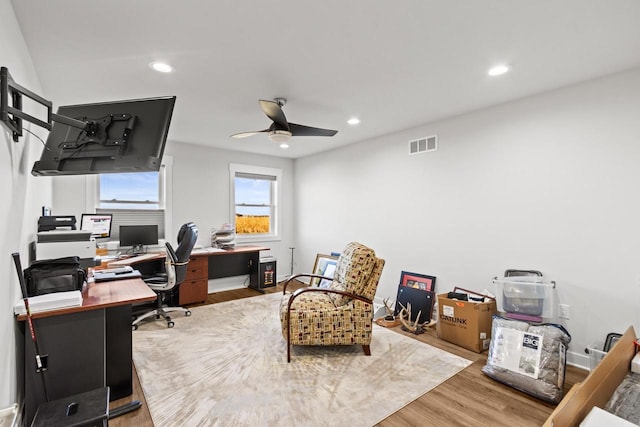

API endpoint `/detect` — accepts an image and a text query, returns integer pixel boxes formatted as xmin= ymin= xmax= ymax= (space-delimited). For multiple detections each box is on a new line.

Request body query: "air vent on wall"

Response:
xmin=408 ymin=135 xmax=438 ymax=155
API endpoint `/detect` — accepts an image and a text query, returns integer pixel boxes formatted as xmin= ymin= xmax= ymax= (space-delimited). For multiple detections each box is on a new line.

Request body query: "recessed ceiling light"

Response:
xmin=279 ymin=143 xmax=289 ymax=149
xmin=150 ymin=62 xmax=173 ymax=73
xmin=347 ymin=117 xmax=360 ymax=125
xmin=488 ymin=64 xmax=510 ymax=76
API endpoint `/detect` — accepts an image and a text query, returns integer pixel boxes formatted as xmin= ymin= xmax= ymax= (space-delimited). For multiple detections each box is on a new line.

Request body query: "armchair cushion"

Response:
xmin=328 ymin=242 xmax=378 ymax=306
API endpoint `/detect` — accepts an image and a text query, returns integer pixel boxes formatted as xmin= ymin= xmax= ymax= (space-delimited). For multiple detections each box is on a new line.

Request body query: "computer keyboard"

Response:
xmin=93 ymin=266 xmax=141 ymax=282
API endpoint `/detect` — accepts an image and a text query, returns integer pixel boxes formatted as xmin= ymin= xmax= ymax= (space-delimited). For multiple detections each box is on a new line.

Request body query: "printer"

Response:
xmin=32 ymin=216 xmax=97 ymax=268
xmin=35 ymin=230 xmax=96 ymax=259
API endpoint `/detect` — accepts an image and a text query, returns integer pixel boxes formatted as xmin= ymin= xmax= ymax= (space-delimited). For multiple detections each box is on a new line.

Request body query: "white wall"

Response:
xmin=0 ymin=0 xmax=52 ymax=409
xmin=53 ymin=142 xmax=296 ymax=280
xmin=164 ymin=141 xmax=295 ymax=277
xmin=294 ymin=68 xmax=640 ymax=368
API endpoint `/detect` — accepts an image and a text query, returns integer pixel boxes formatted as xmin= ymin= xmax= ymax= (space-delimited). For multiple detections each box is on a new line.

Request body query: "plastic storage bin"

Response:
xmin=586 ymin=342 xmax=607 ymax=371
xmin=493 ymin=277 xmax=555 ymax=319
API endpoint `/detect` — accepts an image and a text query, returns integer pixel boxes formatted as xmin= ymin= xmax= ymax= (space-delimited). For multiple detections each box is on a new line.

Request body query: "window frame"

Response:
xmin=229 ymin=163 xmax=282 ymax=243
xmin=85 ymin=156 xmax=173 ymax=242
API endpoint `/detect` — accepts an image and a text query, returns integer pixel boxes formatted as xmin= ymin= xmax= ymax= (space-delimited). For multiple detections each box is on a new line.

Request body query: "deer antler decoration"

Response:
xmin=397 ymin=301 xmax=430 ymax=334
xmin=383 ymin=297 xmax=395 ymax=317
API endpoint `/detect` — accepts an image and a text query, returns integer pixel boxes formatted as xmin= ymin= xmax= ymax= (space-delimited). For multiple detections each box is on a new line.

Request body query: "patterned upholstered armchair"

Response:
xmin=280 ymin=242 xmax=385 ymax=362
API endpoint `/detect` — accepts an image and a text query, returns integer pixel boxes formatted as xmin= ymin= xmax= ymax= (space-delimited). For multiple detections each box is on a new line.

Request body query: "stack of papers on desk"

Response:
xmin=195 ymin=247 xmax=225 ymax=253
xmin=14 ymin=290 xmax=83 ymax=315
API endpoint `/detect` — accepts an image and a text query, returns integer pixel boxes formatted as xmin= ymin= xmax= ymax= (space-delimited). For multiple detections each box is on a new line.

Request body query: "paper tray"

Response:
xmin=14 ymin=290 xmax=82 ymax=315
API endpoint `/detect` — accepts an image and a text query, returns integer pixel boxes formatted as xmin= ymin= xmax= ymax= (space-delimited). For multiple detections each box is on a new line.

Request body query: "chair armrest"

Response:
xmin=287 ymin=287 xmax=373 ymax=310
xmin=144 ymin=275 xmax=167 ymax=285
xmin=282 ymin=273 xmax=333 ymax=294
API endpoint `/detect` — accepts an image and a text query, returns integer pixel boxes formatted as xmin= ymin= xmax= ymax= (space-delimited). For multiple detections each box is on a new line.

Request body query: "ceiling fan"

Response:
xmin=231 ymin=98 xmax=338 ymax=143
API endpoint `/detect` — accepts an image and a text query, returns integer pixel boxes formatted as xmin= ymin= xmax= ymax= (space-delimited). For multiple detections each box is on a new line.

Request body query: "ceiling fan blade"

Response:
xmin=230 ymin=129 xmax=269 ymax=139
xmin=289 ymin=123 xmax=338 ymax=137
xmin=259 ymin=100 xmax=290 ymax=130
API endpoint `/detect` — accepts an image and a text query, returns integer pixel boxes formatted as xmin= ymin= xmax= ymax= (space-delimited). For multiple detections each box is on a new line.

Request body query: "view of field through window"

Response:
xmin=235 ymin=215 xmax=270 ymax=234
xmin=235 ymin=176 xmax=271 ymax=234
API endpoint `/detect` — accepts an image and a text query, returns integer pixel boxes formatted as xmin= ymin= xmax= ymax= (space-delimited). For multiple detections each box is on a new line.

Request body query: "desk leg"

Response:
xmin=20 ymin=311 xmax=105 ymax=426
xmin=106 ymin=305 xmax=133 ymax=400
xmin=248 ymin=253 xmax=263 ymax=293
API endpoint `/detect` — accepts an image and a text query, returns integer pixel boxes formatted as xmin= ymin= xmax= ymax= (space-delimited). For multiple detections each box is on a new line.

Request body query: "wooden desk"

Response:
xmin=16 ymin=279 xmax=156 ymax=425
xmin=105 ymin=252 xmax=163 ymax=267
xmin=109 ymin=245 xmax=270 ymax=304
xmin=16 ymin=277 xmax=156 ymax=320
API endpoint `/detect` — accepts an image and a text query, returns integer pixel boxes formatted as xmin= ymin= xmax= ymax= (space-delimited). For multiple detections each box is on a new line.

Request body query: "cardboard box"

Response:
xmin=543 ymin=326 xmax=636 ymax=427
xmin=436 ymin=293 xmax=497 ymax=353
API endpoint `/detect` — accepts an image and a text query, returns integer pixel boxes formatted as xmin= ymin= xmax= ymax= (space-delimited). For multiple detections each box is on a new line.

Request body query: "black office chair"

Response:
xmin=132 ymin=222 xmax=198 ymax=329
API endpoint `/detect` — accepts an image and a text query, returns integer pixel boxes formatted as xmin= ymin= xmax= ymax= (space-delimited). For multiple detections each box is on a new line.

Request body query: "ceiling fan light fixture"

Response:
xmin=279 ymin=143 xmax=289 ymax=149
xmin=268 ymin=129 xmax=292 ymax=143
xmin=488 ymin=64 xmax=510 ymax=76
xmin=149 ymin=61 xmax=174 ymax=73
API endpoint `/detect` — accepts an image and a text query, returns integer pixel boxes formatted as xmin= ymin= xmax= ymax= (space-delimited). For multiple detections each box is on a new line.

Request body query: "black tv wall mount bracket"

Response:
xmin=60 ymin=113 xmax=136 ymax=152
xmin=1 ymin=66 xmax=87 ymax=142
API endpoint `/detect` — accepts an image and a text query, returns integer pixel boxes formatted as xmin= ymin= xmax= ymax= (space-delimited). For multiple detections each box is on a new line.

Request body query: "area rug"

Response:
xmin=132 ymin=293 xmax=471 ymax=426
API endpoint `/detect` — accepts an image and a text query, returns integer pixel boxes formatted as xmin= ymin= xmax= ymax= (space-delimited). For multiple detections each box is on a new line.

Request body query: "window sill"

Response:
xmin=235 ymin=235 xmax=282 ymax=244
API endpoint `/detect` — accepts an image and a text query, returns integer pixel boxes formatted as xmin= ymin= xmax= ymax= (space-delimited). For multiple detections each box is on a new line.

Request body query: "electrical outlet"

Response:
xmin=559 ymin=304 xmax=570 ymax=319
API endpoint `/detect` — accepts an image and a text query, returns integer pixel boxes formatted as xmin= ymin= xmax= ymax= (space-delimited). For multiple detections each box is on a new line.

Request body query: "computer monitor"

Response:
xmin=31 ymin=96 xmax=176 ymax=176
xmin=80 ymin=213 xmax=113 ymax=239
xmin=119 ymin=225 xmax=158 ymax=254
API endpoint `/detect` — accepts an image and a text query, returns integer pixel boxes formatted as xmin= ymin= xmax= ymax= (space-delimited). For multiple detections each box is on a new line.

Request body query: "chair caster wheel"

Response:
xmin=185 ymin=310 xmax=191 ymax=317
xmin=168 ymin=321 xmax=175 ymax=328
xmin=132 ymin=324 xmax=138 ymax=331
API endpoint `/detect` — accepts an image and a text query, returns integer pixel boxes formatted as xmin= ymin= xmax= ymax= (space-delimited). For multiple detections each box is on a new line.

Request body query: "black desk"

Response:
xmin=200 ymin=247 xmax=268 ymax=290
xmin=16 ymin=278 xmax=156 ymax=426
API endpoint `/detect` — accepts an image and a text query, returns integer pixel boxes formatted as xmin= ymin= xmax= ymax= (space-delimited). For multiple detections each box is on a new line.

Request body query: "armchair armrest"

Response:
xmin=287 ymin=286 xmax=373 ymax=310
xmin=282 ymin=273 xmax=333 ymax=294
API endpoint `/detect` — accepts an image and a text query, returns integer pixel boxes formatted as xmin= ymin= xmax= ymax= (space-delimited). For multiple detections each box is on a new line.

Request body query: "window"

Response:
xmin=87 ymin=157 xmax=173 ymax=241
xmin=230 ymin=164 xmax=281 ymax=241
xmin=98 ymin=172 xmax=161 ymax=209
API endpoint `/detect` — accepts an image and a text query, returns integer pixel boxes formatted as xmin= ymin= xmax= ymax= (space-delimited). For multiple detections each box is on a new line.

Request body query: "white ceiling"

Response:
xmin=10 ymin=0 xmax=640 ymax=159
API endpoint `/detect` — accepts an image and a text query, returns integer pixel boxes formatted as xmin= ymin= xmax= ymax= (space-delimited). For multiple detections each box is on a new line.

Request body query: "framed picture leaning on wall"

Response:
xmin=311 ymin=254 xmax=339 ymax=287
xmin=399 ymin=271 xmax=436 ymax=292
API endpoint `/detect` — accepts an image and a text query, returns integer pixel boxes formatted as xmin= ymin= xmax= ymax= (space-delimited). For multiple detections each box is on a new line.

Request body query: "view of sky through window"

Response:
xmin=100 ymin=172 xmax=159 ymax=209
xmin=235 ymin=177 xmax=270 ymax=216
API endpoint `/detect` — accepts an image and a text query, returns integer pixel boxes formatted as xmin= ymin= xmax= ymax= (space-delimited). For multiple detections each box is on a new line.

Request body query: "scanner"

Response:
xmin=37 ymin=215 xmax=77 ymax=232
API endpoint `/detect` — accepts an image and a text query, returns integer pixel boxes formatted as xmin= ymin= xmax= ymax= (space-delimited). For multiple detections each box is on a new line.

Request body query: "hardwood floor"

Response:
xmin=375 ymin=326 xmax=587 ymax=426
xmin=110 ymin=282 xmax=588 ymax=426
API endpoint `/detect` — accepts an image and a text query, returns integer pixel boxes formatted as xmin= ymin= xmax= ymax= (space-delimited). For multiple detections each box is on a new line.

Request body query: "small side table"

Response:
xmin=31 ymin=387 xmax=109 ymax=427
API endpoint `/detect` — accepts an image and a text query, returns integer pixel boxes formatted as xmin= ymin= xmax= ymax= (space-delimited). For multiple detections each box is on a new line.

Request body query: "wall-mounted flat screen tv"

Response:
xmin=32 ymin=96 xmax=176 ymax=176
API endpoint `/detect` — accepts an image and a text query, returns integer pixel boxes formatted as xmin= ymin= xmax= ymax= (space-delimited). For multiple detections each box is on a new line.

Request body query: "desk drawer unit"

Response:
xmin=179 ymin=256 xmax=208 ymax=305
